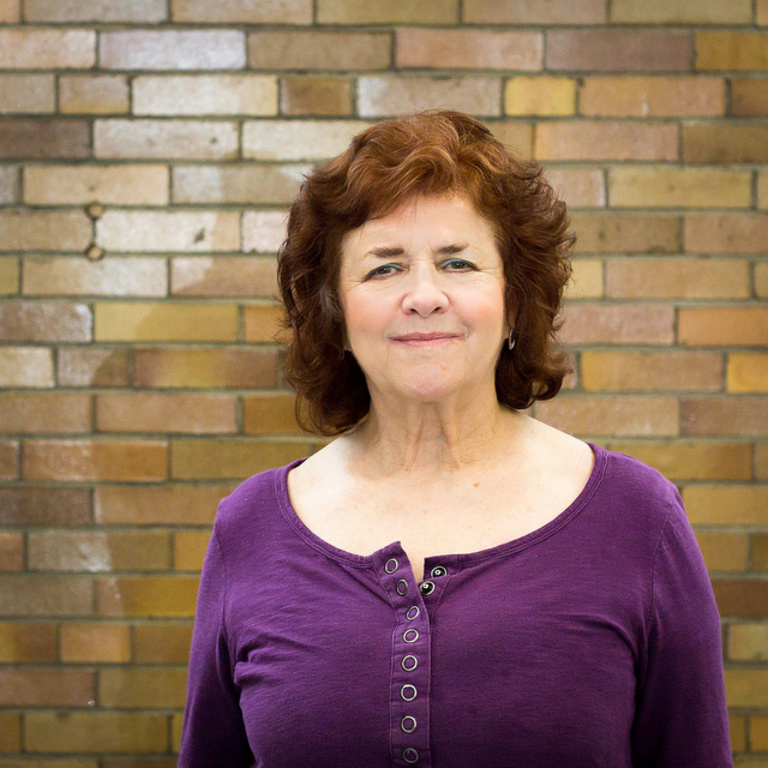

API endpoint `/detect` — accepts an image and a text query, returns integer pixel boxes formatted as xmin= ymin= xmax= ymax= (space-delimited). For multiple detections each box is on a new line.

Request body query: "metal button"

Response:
xmin=385 ymin=558 xmax=398 ymax=574
xmin=419 ymin=581 xmax=435 ymax=595
xmin=403 ymin=747 xmax=419 ymax=764
xmin=396 ymin=579 xmax=409 ymax=596
xmin=400 ymin=715 xmax=417 ymax=733
xmin=430 ymin=565 xmax=447 ymax=578
xmin=402 ymin=654 xmax=418 ymax=672
xmin=406 ymin=605 xmax=420 ymax=621
xmin=400 ymin=684 xmax=417 ymax=701
xmin=403 ymin=628 xmax=419 ymax=643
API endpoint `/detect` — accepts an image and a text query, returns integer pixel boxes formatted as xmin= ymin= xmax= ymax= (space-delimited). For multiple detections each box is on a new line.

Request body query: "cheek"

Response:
xmin=342 ymin=292 xmax=392 ymax=341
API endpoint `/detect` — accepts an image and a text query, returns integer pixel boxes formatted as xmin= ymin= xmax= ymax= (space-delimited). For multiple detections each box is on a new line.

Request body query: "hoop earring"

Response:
xmin=507 ymin=328 xmax=516 ymax=351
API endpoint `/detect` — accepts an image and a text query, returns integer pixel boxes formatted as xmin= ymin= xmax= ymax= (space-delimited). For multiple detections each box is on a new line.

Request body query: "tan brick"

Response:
xmin=243 ymin=394 xmax=301 ymax=435
xmin=171 ymin=439 xmax=313 ymax=480
xmin=25 ymin=712 xmax=167 ymax=753
xmin=730 ymin=79 xmax=768 ymax=116
xmin=317 ymin=0 xmax=458 ymax=23
xmin=281 ymin=76 xmax=353 ymax=116
xmin=97 ymin=392 xmax=236 ymax=434
xmin=697 ymin=32 xmax=768 ymax=71
xmin=728 ymin=354 xmax=768 ymax=393
xmin=546 ymin=30 xmax=691 ymax=72
xmin=100 ymin=667 xmax=187 ymax=708
xmin=171 ymin=256 xmax=277 ymax=297
xmin=612 ymin=0 xmax=751 ymax=22
xmin=0 ymin=440 xmax=18 ymax=480
xmin=243 ymin=119 xmax=368 ymax=161
xmin=684 ymin=123 xmax=768 ymax=163
xmin=0 ymin=119 xmax=90 ymax=159
xmin=22 ymin=440 xmax=168 ymax=482
xmin=134 ymin=75 xmax=277 ymax=116
xmin=465 ymin=0 xmax=604 ymax=23
xmin=0 ymin=346 xmax=53 ymax=387
xmin=24 ymin=256 xmax=166 ymax=298
xmin=610 ymin=167 xmax=749 ymax=208
xmin=752 ymin=714 xmax=768 ymax=750
xmin=0 ymin=74 xmax=54 ymax=114
xmin=759 ymin=444 xmax=768 ymax=480
xmin=24 ymin=165 xmax=168 ymax=206
xmin=713 ymin=579 xmax=768 ymax=617
xmin=242 ymin=210 xmax=289 ymax=253
xmin=0 ymin=487 xmax=90 ymax=526
xmin=685 ymin=214 xmax=768 ymax=253
xmin=582 ymin=350 xmax=722 ymax=392
xmin=0 ymin=165 xmax=18 ymax=204
xmin=0 ymin=622 xmax=57 ymax=662
xmin=0 ymin=256 xmax=18 ymax=294
xmin=0 ymin=29 xmax=95 ymax=69
xmin=0 ymin=712 xmax=21 ymax=751
xmin=694 ymin=532 xmax=749 ymax=572
xmin=96 ymin=210 xmax=239 ymax=252
xmin=94 ymin=302 xmax=238 ymax=343
xmin=97 ymin=575 xmax=198 ymax=618
xmin=0 ymin=210 xmax=91 ymax=251
xmin=58 ymin=347 xmax=130 ymax=387
xmin=172 ymin=0 xmax=312 ymax=23
xmin=0 ymin=575 xmax=92 ymax=616
xmin=61 ymin=623 xmax=131 ymax=663
xmin=684 ymin=485 xmax=768 ymax=525
xmin=95 ymin=119 xmax=237 ymax=160
xmin=0 ymin=392 xmax=90 ymax=433
xmin=133 ymin=622 xmax=193 ymax=663
xmin=248 ymin=30 xmax=390 ymax=71
xmin=100 ymin=30 xmax=245 ymax=70
xmin=397 ymin=29 xmax=541 ymax=70
xmin=485 ymin=121 xmax=534 ymax=158
xmin=172 ymin=165 xmax=305 ymax=205
xmin=0 ymin=0 xmax=19 ymax=22
xmin=28 ymin=530 xmax=171 ymax=572
xmin=0 ymin=532 xmax=22 ymax=571
xmin=243 ymin=303 xmax=286 ymax=343
xmin=730 ymin=714 xmax=747 ymax=753
xmin=358 ymin=76 xmax=501 ymax=117
xmin=545 ymin=169 xmax=605 ymax=208
xmin=564 ymin=258 xmax=603 ymax=299
xmin=756 ymin=535 xmax=768 ymax=571
xmin=0 ymin=667 xmax=95 ymax=706
xmin=95 ymin=484 xmax=229 ymax=525
xmin=679 ymin=308 xmax=768 ymax=346
xmin=505 ymin=76 xmax=576 ymax=116
xmin=725 ymin=669 xmax=768 ymax=707
xmin=536 ymin=121 xmax=678 ymax=161
xmin=606 ymin=440 xmax=752 ymax=481
xmin=606 ymin=257 xmax=749 ymax=299
xmin=559 ymin=304 xmax=675 ymax=345
xmin=535 ymin=395 xmax=679 ymax=437
xmin=174 ymin=530 xmax=210 ymax=571
xmin=0 ymin=300 xmax=91 ymax=341
xmin=682 ymin=396 xmax=768 ymax=437
xmin=59 ymin=75 xmax=129 ymax=115
xmin=760 ymin=0 xmax=768 ymax=23
xmin=760 ymin=175 xmax=768 ymax=211
xmin=134 ymin=347 xmax=277 ymax=388
xmin=25 ymin=0 xmax=167 ymax=21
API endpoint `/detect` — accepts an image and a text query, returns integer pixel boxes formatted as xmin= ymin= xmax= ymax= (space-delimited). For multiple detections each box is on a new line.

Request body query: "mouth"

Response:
xmin=390 ymin=332 xmax=462 ymax=346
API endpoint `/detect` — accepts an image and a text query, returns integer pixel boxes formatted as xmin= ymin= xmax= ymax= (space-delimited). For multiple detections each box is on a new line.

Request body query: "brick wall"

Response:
xmin=0 ymin=0 xmax=766 ymax=762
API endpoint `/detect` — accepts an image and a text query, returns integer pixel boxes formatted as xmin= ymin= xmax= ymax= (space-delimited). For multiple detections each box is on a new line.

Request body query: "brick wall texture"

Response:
xmin=0 ymin=0 xmax=767 ymax=762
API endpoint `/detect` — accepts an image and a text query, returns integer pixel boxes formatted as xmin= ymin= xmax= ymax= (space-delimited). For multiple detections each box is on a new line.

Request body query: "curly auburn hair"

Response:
xmin=277 ymin=110 xmax=574 ymax=436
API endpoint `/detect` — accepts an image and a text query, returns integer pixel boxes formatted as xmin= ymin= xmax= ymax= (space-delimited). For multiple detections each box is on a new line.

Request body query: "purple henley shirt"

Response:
xmin=178 ymin=444 xmax=732 ymax=768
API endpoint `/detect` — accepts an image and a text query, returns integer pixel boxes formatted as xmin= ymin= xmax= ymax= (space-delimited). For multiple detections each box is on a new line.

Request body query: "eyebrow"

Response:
xmin=365 ymin=243 xmax=469 ymax=258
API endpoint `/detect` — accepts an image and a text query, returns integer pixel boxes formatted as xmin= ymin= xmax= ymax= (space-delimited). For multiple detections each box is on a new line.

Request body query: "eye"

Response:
xmin=441 ymin=258 xmax=477 ymax=272
xmin=364 ymin=263 xmax=402 ymax=280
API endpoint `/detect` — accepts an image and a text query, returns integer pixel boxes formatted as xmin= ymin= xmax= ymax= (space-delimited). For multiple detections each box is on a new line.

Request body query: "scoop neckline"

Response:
xmin=276 ymin=442 xmax=607 ymax=571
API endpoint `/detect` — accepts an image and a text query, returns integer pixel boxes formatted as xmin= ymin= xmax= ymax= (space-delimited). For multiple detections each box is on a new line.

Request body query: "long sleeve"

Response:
xmin=177 ymin=525 xmax=254 ymax=768
xmin=631 ymin=495 xmax=732 ymax=767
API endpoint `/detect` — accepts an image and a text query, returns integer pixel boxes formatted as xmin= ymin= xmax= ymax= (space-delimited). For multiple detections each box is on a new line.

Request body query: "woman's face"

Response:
xmin=339 ymin=194 xmax=508 ymax=407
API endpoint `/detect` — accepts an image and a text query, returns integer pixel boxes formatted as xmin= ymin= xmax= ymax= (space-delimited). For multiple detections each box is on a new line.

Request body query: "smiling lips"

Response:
xmin=391 ymin=332 xmax=462 ymax=346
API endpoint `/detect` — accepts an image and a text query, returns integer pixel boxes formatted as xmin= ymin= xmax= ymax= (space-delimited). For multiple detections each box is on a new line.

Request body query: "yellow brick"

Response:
xmin=761 ymin=0 xmax=768 ymax=24
xmin=172 ymin=0 xmax=312 ymax=23
xmin=730 ymin=624 xmax=768 ymax=662
xmin=505 ymin=76 xmax=576 ymax=116
xmin=24 ymin=165 xmax=168 ymax=205
xmin=133 ymin=622 xmax=193 ymax=663
xmin=609 ymin=167 xmax=751 ymax=208
xmin=173 ymin=712 xmax=184 ymax=753
xmin=728 ymin=354 xmax=768 ymax=393
xmin=612 ymin=0 xmax=751 ymax=22
xmin=94 ymin=302 xmax=238 ymax=342
xmin=97 ymin=576 xmax=199 ymax=618
xmin=0 ymin=257 xmax=18 ymax=294
xmin=694 ymin=532 xmax=749 ymax=572
xmin=696 ymin=32 xmax=768 ymax=70
xmin=725 ymin=669 xmax=768 ymax=707
xmin=243 ymin=303 xmax=288 ymax=343
xmin=99 ymin=667 xmax=187 ymax=708
xmin=317 ymin=0 xmax=458 ymax=23
xmin=683 ymin=486 xmax=768 ymax=525
xmin=760 ymin=173 xmax=768 ymax=209
xmin=753 ymin=715 xmax=768 ymax=750
xmin=679 ymin=308 xmax=768 ymax=347
xmin=59 ymin=74 xmax=129 ymax=114
xmin=174 ymin=530 xmax=210 ymax=571
xmin=0 ymin=74 xmax=55 ymax=113
xmin=61 ymin=622 xmax=131 ymax=663
xmin=280 ymin=76 xmax=353 ymax=116
xmin=564 ymin=259 xmax=603 ymax=299
xmin=758 ymin=264 xmax=768 ymax=298
xmin=242 ymin=393 xmax=303 ymax=435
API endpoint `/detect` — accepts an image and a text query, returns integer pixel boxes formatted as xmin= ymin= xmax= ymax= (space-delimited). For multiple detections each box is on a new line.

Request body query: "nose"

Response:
xmin=401 ymin=265 xmax=447 ymax=317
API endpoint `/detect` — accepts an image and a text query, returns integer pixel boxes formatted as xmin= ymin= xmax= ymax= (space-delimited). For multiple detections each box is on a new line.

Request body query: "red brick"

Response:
xmin=0 ymin=119 xmax=90 ymax=159
xmin=0 ymin=301 xmax=91 ymax=342
xmin=242 ymin=210 xmax=289 ymax=253
xmin=685 ymin=214 xmax=768 ymax=253
xmin=570 ymin=213 xmax=681 ymax=253
xmin=0 ymin=441 xmax=17 ymax=480
xmin=546 ymin=30 xmax=692 ymax=72
xmin=97 ymin=393 xmax=237 ymax=434
xmin=0 ymin=392 xmax=90 ymax=434
xmin=172 ymin=165 xmax=304 ymax=205
xmin=535 ymin=121 xmax=678 ymax=161
xmin=0 ymin=487 xmax=90 ymax=526
xmin=696 ymin=32 xmax=768 ymax=71
xmin=544 ymin=168 xmax=605 ymax=207
xmin=0 ymin=532 xmax=23 ymax=571
xmin=134 ymin=347 xmax=277 ymax=388
xmin=0 ymin=29 xmax=95 ymax=69
xmin=0 ymin=74 xmax=55 ymax=114
xmin=683 ymin=123 xmax=768 ymax=163
xmin=535 ymin=395 xmax=679 ymax=437
xmin=99 ymin=30 xmax=245 ymax=70
xmin=0 ymin=667 xmax=95 ymax=706
xmin=97 ymin=575 xmax=199 ymax=618
xmin=132 ymin=622 xmax=193 ymax=663
xmin=559 ymin=304 xmax=675 ymax=345
xmin=396 ymin=29 xmax=541 ymax=70
xmin=171 ymin=256 xmax=277 ymax=297
xmin=22 ymin=440 xmax=168 ymax=482
xmin=59 ymin=75 xmax=129 ymax=115
xmin=712 ymin=580 xmax=768 ymax=618
xmin=172 ymin=0 xmax=312 ymax=23
xmin=681 ymin=397 xmax=768 ymax=436
xmin=678 ymin=308 xmax=768 ymax=346
xmin=58 ymin=347 xmax=130 ymax=387
xmin=464 ymin=0 xmax=604 ymax=23
xmin=316 ymin=0 xmax=458 ymax=23
xmin=731 ymin=79 xmax=768 ymax=116
xmin=25 ymin=0 xmax=167 ymax=21
xmin=0 ymin=575 xmax=92 ymax=617
xmin=0 ymin=346 xmax=54 ymax=387
xmin=0 ymin=622 xmax=57 ymax=662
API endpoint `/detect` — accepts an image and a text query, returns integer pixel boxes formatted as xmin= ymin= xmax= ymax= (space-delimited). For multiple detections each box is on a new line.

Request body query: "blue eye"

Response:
xmin=442 ymin=258 xmax=476 ymax=271
xmin=365 ymin=263 xmax=401 ymax=280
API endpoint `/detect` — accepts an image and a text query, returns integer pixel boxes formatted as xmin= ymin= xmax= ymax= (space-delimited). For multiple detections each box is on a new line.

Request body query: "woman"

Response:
xmin=178 ymin=111 xmax=731 ymax=767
